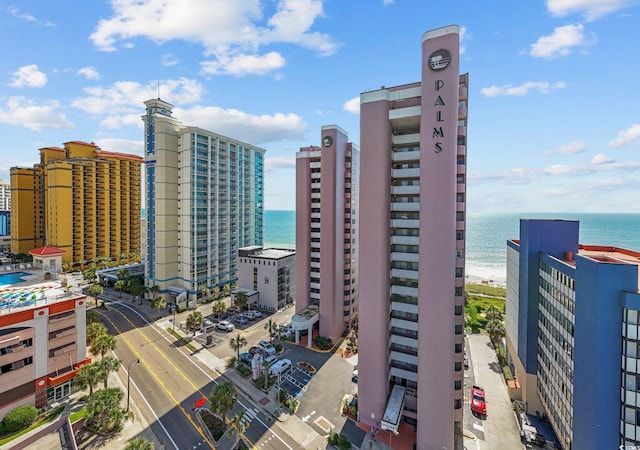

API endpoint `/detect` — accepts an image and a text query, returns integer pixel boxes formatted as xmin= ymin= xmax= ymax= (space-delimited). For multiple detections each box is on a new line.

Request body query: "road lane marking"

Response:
xmin=109 ymin=300 xmax=294 ymax=450
xmin=98 ymin=310 xmax=215 ymax=449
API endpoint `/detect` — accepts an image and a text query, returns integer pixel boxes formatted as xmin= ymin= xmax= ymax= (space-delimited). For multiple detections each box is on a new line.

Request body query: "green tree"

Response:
xmin=96 ymin=356 xmax=120 ymax=388
xmin=486 ymin=305 xmax=503 ymax=322
xmin=186 ymin=311 xmax=203 ymax=336
xmin=86 ymin=310 xmax=101 ymax=325
xmin=76 ymin=363 xmax=101 ymax=396
xmin=90 ymin=333 xmax=117 ymax=359
xmin=486 ymin=319 xmax=506 ymax=347
xmin=83 ymin=267 xmax=97 ymax=284
xmin=264 ymin=319 xmax=278 ymax=343
xmin=87 ymin=321 xmax=107 ymax=345
xmin=212 ymin=300 xmax=226 ymax=316
xmin=234 ymin=291 xmax=247 ymax=310
xmin=199 ymin=285 xmax=210 ymax=301
xmin=114 ymin=280 xmax=126 ymax=297
xmin=209 ymin=381 xmax=238 ymax=421
xmin=227 ymin=411 xmax=247 ymax=450
xmin=88 ymin=284 xmax=104 ymax=299
xmin=1 ymin=405 xmax=38 ymax=433
xmin=212 ymin=286 xmax=220 ymax=300
xmin=229 ymin=334 xmax=247 ymax=360
xmin=124 ymin=437 xmax=154 ymax=450
xmin=132 ymin=283 xmax=146 ymax=302
xmin=151 ymin=296 xmax=167 ymax=319
xmin=85 ymin=388 xmax=130 ymax=433
xmin=223 ymin=284 xmax=230 ymax=297
xmin=117 ymin=268 xmax=129 ymax=281
xmin=149 ymin=285 xmax=159 ymax=300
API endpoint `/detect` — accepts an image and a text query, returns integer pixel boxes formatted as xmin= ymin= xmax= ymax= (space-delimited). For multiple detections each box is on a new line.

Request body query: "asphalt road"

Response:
xmin=96 ymin=299 xmax=300 ymax=450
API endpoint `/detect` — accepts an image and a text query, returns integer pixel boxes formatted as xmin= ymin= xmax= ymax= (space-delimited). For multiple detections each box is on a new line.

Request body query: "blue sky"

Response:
xmin=1 ymin=0 xmax=639 ymax=213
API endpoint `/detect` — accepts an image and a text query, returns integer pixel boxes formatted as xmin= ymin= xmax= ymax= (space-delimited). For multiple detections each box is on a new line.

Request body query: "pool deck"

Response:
xmin=0 ymin=267 xmax=71 ymax=314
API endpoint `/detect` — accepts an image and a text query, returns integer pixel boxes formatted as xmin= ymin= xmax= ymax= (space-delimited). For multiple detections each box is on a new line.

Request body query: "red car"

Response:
xmin=471 ymin=385 xmax=487 ymax=418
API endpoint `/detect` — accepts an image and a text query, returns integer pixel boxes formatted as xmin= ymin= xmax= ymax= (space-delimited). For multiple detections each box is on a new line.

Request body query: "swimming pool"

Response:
xmin=0 ymin=271 xmax=31 ymax=286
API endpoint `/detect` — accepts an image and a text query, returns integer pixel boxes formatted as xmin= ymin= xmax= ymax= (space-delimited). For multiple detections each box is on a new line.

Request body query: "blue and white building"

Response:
xmin=142 ymin=98 xmax=265 ymax=306
xmin=506 ymin=218 xmax=640 ymax=450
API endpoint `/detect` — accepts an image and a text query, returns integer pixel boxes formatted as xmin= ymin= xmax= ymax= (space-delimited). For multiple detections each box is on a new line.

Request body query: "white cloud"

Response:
xmin=591 ymin=153 xmax=614 ymax=164
xmin=94 ymin=138 xmax=144 ymax=156
xmin=175 ymin=105 xmax=307 ymax=145
xmin=72 ymin=78 xmax=205 ymax=115
xmin=90 ymin=0 xmax=338 ymax=75
xmin=609 ymin=124 xmax=640 ymax=148
xmin=343 ymin=96 xmax=360 ymax=114
xmin=0 ymin=97 xmax=73 ymax=131
xmin=100 ymin=114 xmax=145 ymax=130
xmin=552 ymin=141 xmax=588 ymax=154
xmin=383 ymin=0 xmax=395 ymax=5
xmin=7 ymin=7 xmax=35 ymax=22
xmin=9 ymin=65 xmax=47 ymax=88
xmin=78 ymin=66 xmax=100 ymax=80
xmin=265 ymin=155 xmax=296 ymax=171
xmin=201 ymin=51 xmax=285 ymax=76
xmin=546 ymin=0 xmax=634 ymax=20
xmin=161 ymin=54 xmax=178 ymax=67
xmin=530 ymin=24 xmax=595 ymax=59
xmin=481 ymin=81 xmax=566 ymax=97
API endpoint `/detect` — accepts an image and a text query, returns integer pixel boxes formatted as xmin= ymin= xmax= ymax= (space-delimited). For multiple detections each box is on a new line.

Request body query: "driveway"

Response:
xmin=466 ymin=333 xmax=524 ymax=450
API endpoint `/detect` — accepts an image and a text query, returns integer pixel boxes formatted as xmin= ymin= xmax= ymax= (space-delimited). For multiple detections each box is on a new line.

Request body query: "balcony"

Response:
xmin=457 ymin=125 xmax=466 ymax=137
xmin=389 ymin=105 xmax=421 ymax=130
xmin=391 ymin=185 xmax=419 ymax=196
xmin=390 ymin=235 xmax=418 ymax=246
xmin=391 ymin=168 xmax=420 ymax=179
xmin=458 ymin=105 xmax=467 ymax=120
xmin=391 ymin=151 xmax=420 ymax=163
xmin=392 ymin=133 xmax=420 ymax=146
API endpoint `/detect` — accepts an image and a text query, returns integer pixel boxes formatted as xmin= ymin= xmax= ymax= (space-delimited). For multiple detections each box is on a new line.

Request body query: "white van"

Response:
xmin=268 ymin=359 xmax=292 ymax=376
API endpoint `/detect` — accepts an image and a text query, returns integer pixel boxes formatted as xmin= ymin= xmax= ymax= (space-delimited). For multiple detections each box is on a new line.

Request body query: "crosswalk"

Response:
xmin=240 ymin=407 xmax=260 ymax=427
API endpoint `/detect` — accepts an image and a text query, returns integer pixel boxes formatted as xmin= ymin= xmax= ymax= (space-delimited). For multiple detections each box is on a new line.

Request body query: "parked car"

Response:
xmin=215 ymin=320 xmax=235 ymax=332
xmin=352 ymin=369 xmax=358 ymax=383
xmin=249 ymin=346 xmax=265 ymax=356
xmin=264 ymin=354 xmax=278 ymax=366
xmin=464 ymin=352 xmax=469 ymax=370
xmin=245 ymin=310 xmax=263 ymax=319
xmin=279 ymin=323 xmax=294 ymax=338
xmin=239 ymin=312 xmax=255 ymax=321
xmin=257 ymin=339 xmax=276 ymax=356
xmin=471 ymin=385 xmax=487 ymax=418
xmin=227 ymin=305 xmax=242 ymax=314
xmin=268 ymin=359 xmax=292 ymax=376
xmin=232 ymin=315 xmax=249 ymax=325
xmin=238 ymin=352 xmax=253 ymax=365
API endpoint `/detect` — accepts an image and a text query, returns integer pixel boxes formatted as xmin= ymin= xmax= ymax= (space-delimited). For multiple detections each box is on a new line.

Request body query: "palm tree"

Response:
xmin=264 ymin=319 xmax=278 ymax=343
xmin=119 ymin=253 xmax=128 ymax=264
xmin=117 ymin=268 xmax=129 ymax=281
xmin=486 ymin=305 xmax=503 ymax=322
xmin=199 ymin=285 xmax=210 ymax=301
xmin=149 ymin=285 xmax=159 ymax=300
xmin=90 ymin=333 xmax=117 ymax=359
xmin=486 ymin=319 xmax=506 ymax=347
xmin=87 ymin=322 xmax=107 ymax=345
xmin=151 ymin=296 xmax=167 ymax=319
xmin=86 ymin=310 xmax=101 ymax=326
xmin=212 ymin=286 xmax=220 ymax=300
xmin=227 ymin=411 xmax=247 ymax=450
xmin=234 ymin=291 xmax=248 ymax=311
xmin=96 ymin=356 xmax=120 ymax=388
xmin=186 ymin=311 xmax=203 ymax=336
xmin=229 ymin=334 xmax=247 ymax=360
xmin=124 ymin=437 xmax=154 ymax=450
xmin=114 ymin=280 xmax=126 ymax=297
xmin=209 ymin=381 xmax=238 ymax=421
xmin=223 ymin=284 xmax=230 ymax=298
xmin=85 ymin=388 xmax=130 ymax=433
xmin=212 ymin=300 xmax=226 ymax=316
xmin=88 ymin=284 xmax=104 ymax=299
xmin=132 ymin=284 xmax=146 ymax=303
xmin=76 ymin=363 xmax=101 ymax=396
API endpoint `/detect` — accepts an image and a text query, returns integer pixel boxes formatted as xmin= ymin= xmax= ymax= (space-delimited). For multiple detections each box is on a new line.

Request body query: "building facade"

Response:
xmin=506 ymin=218 xmax=640 ymax=450
xmin=10 ymin=141 xmax=143 ymax=265
xmin=0 ymin=184 xmax=10 ymax=237
xmin=357 ymin=26 xmax=468 ymax=449
xmin=236 ymin=246 xmax=295 ymax=312
xmin=295 ymin=125 xmax=359 ymax=342
xmin=143 ymin=98 xmax=265 ymax=306
xmin=0 ymin=295 xmax=89 ymax=419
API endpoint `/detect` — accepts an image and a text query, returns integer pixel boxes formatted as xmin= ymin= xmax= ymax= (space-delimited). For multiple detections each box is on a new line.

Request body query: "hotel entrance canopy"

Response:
xmin=381 ymin=384 xmax=405 ymax=433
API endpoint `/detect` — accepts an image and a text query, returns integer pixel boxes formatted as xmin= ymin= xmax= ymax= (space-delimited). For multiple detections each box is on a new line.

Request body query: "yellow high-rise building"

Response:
xmin=10 ymin=141 xmax=143 ymax=265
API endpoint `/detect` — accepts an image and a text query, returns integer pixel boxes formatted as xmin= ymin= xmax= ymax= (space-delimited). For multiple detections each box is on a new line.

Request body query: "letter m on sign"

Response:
xmin=433 ymin=127 xmax=444 ymax=138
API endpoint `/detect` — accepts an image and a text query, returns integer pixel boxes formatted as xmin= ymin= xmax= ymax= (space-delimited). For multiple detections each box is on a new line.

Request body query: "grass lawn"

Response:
xmin=0 ymin=406 xmax=65 ymax=446
xmin=465 ymin=283 xmax=506 ymax=333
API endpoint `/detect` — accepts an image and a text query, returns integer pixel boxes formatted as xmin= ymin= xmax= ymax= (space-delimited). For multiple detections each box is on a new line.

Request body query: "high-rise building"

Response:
xmin=0 ymin=184 xmax=11 ymax=211
xmin=357 ymin=25 xmax=468 ymax=449
xmin=10 ymin=141 xmax=143 ymax=265
xmin=506 ymin=218 xmax=640 ymax=450
xmin=143 ymin=99 xmax=265 ymax=305
xmin=295 ymin=125 xmax=359 ymax=342
xmin=0 ymin=293 xmax=89 ymax=418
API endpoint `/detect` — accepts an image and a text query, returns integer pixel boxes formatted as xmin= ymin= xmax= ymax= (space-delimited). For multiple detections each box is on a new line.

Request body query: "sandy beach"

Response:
xmin=465 ymin=265 xmax=507 ymax=287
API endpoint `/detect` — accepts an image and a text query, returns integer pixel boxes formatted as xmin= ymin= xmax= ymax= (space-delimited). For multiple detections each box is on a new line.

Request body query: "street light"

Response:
xmin=127 ymin=358 xmax=140 ymax=412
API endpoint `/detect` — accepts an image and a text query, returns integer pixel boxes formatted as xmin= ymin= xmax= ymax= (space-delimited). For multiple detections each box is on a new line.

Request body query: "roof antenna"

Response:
xmin=157 ymin=80 xmax=160 ymax=99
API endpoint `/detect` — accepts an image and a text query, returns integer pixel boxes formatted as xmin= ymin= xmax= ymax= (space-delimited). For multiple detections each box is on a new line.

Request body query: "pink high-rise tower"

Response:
xmin=357 ymin=25 xmax=468 ymax=449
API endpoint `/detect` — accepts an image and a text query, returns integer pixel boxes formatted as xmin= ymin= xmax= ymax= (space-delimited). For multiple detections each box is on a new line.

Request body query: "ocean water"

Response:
xmin=265 ymin=210 xmax=640 ymax=281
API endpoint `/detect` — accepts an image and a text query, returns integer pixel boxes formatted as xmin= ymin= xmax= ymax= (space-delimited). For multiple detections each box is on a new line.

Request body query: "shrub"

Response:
xmin=503 ymin=365 xmax=513 ymax=381
xmin=2 ymin=405 xmax=38 ymax=433
xmin=236 ymin=364 xmax=251 ymax=378
xmin=227 ymin=356 xmax=237 ymax=368
xmin=328 ymin=432 xmax=352 ymax=450
xmin=313 ymin=335 xmax=332 ymax=350
xmin=201 ymin=410 xmax=227 ymax=441
xmin=274 ymin=343 xmax=283 ymax=353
